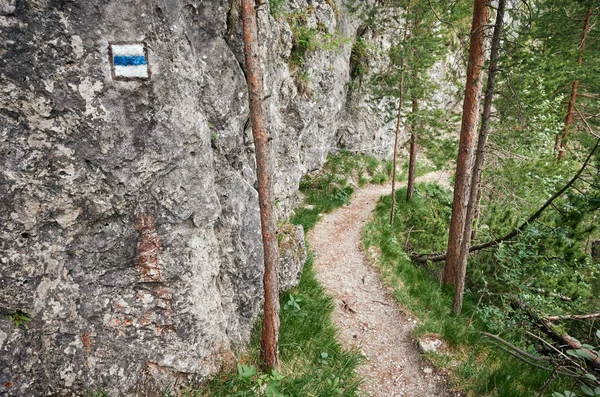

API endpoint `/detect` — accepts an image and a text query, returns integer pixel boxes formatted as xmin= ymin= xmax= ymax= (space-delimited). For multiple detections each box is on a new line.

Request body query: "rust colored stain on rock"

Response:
xmin=135 ymin=214 xmax=162 ymax=282
xmin=81 ymin=333 xmax=92 ymax=354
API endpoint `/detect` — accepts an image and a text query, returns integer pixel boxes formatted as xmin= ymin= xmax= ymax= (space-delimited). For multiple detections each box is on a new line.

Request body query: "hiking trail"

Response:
xmin=308 ymin=170 xmax=454 ymax=397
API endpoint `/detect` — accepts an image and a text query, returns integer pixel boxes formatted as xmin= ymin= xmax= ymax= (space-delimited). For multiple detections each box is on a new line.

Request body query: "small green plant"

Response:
xmin=288 ymin=10 xmax=349 ymax=70
xmin=358 ymin=174 xmax=369 ymax=187
xmin=290 ymin=25 xmax=318 ymax=68
xmin=162 ymin=382 xmax=175 ymax=397
xmin=8 ymin=311 xmax=30 ymax=328
xmin=235 ymin=364 xmax=285 ymax=397
xmin=317 ymin=351 xmax=330 ymax=365
xmin=371 ymin=173 xmax=387 ymax=184
xmin=326 ymin=375 xmax=344 ymax=395
xmin=295 ymin=70 xmax=311 ymax=98
xmin=331 ymin=186 xmax=352 ymax=206
xmin=268 ymin=0 xmax=286 ymax=17
xmin=87 ymin=388 xmax=108 ymax=397
xmin=349 ymin=36 xmax=369 ymax=81
xmin=284 ymin=294 xmax=302 ymax=311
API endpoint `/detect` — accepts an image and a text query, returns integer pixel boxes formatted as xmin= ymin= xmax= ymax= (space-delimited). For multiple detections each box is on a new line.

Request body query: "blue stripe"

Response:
xmin=113 ymin=55 xmax=147 ymax=66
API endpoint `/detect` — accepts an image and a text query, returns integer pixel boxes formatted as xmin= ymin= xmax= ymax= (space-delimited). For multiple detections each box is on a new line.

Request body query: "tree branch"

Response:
xmin=410 ymin=138 xmax=600 ymax=263
xmin=545 ymin=313 xmax=600 ymax=321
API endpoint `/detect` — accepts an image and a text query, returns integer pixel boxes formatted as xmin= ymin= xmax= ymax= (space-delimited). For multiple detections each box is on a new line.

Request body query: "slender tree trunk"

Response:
xmin=390 ymin=71 xmax=404 ymax=225
xmin=241 ymin=0 xmax=280 ymax=369
xmin=558 ymin=82 xmax=580 ymax=160
xmin=406 ymin=99 xmax=419 ymax=201
xmin=453 ymin=0 xmax=506 ymax=314
xmin=557 ymin=4 xmax=592 ymax=161
xmin=390 ymin=0 xmax=412 ymax=225
xmin=442 ymin=0 xmax=490 ymax=285
xmin=470 ymin=186 xmax=482 ymax=240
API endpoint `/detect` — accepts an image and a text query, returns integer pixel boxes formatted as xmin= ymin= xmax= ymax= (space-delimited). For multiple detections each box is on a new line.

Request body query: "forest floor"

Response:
xmin=308 ymin=170 xmax=455 ymax=397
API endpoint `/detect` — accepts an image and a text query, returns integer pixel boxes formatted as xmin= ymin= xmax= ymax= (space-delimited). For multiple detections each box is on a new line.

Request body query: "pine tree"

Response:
xmin=370 ymin=0 xmax=465 ymax=222
xmin=453 ymin=0 xmax=506 ymax=314
xmin=557 ymin=2 xmax=593 ymax=161
xmin=442 ymin=0 xmax=489 ymax=286
xmin=241 ymin=0 xmax=280 ymax=369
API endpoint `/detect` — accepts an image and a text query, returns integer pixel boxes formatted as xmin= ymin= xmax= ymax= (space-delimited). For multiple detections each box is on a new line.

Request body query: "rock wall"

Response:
xmin=0 ymin=0 xmax=396 ymax=395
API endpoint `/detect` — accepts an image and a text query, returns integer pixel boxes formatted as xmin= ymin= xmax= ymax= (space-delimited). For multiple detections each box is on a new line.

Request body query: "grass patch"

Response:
xmin=269 ymin=0 xmax=286 ymax=18
xmin=292 ymin=151 xmax=392 ymax=231
xmin=363 ymin=184 xmax=573 ymax=396
xmin=397 ymin=158 xmax=437 ymax=183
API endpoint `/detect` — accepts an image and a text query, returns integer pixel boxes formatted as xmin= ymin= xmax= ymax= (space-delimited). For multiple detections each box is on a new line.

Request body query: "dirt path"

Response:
xmin=308 ymin=171 xmax=452 ymax=397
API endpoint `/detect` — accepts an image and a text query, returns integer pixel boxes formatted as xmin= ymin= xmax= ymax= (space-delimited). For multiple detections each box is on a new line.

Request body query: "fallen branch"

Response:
xmin=410 ymin=138 xmax=600 ymax=263
xmin=513 ymin=299 xmax=600 ymax=370
xmin=526 ymin=331 xmax=593 ymax=380
xmin=545 ymin=313 xmax=600 ymax=321
xmin=481 ymin=332 xmax=551 ymax=362
xmin=529 ymin=287 xmax=573 ymax=302
xmin=371 ymin=300 xmax=393 ymax=307
xmin=480 ymin=333 xmax=577 ymax=377
xmin=481 ymin=330 xmax=600 ymax=387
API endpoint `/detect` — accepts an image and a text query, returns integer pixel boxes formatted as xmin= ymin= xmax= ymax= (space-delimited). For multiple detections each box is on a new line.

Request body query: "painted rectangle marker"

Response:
xmin=109 ymin=42 xmax=150 ymax=80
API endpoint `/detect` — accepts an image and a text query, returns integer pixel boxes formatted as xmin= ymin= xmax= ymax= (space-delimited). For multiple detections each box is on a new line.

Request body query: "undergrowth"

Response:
xmin=397 ymin=158 xmax=437 ymax=185
xmin=293 ymin=151 xmax=392 ymax=231
xmin=364 ymin=183 xmax=574 ymax=396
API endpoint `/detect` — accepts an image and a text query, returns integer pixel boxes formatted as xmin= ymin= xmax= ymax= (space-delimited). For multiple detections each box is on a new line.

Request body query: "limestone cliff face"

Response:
xmin=0 ymin=0 xmax=393 ymax=395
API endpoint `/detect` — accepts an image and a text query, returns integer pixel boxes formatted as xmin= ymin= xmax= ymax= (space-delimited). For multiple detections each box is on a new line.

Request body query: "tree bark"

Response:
xmin=453 ymin=0 xmax=506 ymax=314
xmin=406 ymin=99 xmax=419 ymax=201
xmin=442 ymin=0 xmax=489 ymax=285
xmin=557 ymin=4 xmax=593 ymax=161
xmin=390 ymin=70 xmax=405 ymax=225
xmin=390 ymin=0 xmax=412 ymax=225
xmin=241 ymin=0 xmax=280 ymax=369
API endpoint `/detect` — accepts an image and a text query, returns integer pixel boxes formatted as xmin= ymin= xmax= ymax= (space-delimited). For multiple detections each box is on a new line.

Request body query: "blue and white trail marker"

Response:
xmin=109 ymin=42 xmax=150 ymax=80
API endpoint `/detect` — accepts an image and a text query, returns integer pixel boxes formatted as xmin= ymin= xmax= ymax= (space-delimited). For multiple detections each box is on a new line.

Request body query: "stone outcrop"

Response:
xmin=0 ymin=0 xmax=399 ymax=395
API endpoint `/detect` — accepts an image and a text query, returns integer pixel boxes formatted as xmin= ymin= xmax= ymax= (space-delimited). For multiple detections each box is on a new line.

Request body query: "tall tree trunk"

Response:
xmin=470 ymin=186 xmax=482 ymax=241
xmin=241 ymin=0 xmax=280 ymax=369
xmin=390 ymin=71 xmax=405 ymax=225
xmin=390 ymin=0 xmax=412 ymax=225
xmin=453 ymin=0 xmax=506 ymax=314
xmin=557 ymin=4 xmax=593 ymax=161
xmin=442 ymin=0 xmax=490 ymax=285
xmin=406 ymin=99 xmax=419 ymax=201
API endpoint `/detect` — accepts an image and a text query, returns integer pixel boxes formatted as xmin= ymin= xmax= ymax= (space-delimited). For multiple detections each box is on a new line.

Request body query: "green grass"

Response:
xmin=397 ymin=158 xmax=437 ymax=182
xmin=269 ymin=0 xmax=286 ymax=17
xmin=88 ymin=390 xmax=108 ymax=397
xmin=292 ymin=151 xmax=392 ymax=231
xmin=364 ymin=184 xmax=572 ymax=396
